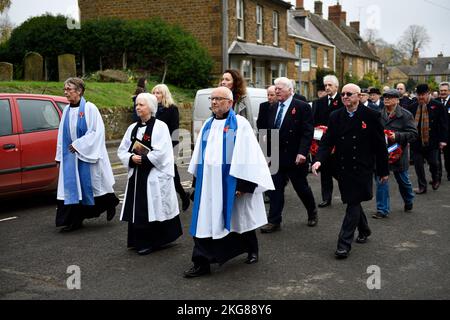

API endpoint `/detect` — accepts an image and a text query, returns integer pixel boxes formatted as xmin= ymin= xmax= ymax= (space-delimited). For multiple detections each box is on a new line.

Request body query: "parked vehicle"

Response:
xmin=192 ymin=87 xmax=267 ymax=143
xmin=0 ymin=93 xmax=68 ymax=199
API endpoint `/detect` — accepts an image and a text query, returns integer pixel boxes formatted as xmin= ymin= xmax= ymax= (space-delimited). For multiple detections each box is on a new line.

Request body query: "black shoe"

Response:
xmin=260 ymin=223 xmax=281 ymax=233
xmin=60 ymin=221 xmax=83 ymax=232
xmin=182 ymin=192 xmax=190 ymax=211
xmin=107 ymin=207 xmax=116 ymax=221
xmin=356 ymin=233 xmax=370 ymax=244
xmin=307 ymin=215 xmax=318 ymax=227
xmin=404 ymin=203 xmax=413 ymax=212
xmin=372 ymin=212 xmax=388 ymax=219
xmin=318 ymin=200 xmax=331 ymax=208
xmin=137 ymin=247 xmax=153 ymax=255
xmin=183 ymin=264 xmax=211 ymax=278
xmin=334 ymin=249 xmax=349 ymax=259
xmin=447 ymin=176 xmax=450 ymax=182
xmin=244 ymin=253 xmax=258 ymax=264
xmin=414 ymin=188 xmax=427 ymax=194
xmin=432 ymin=181 xmax=440 ymax=190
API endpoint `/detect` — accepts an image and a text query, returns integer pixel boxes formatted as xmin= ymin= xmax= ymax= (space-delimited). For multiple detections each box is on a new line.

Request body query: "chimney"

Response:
xmin=328 ymin=4 xmax=346 ymax=27
xmin=314 ymin=1 xmax=323 ymax=17
xmin=296 ymin=0 xmax=304 ymax=10
xmin=411 ymin=48 xmax=419 ymax=65
xmin=350 ymin=21 xmax=360 ymax=35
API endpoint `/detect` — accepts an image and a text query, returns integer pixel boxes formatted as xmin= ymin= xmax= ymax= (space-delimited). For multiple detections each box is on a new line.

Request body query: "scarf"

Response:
xmin=190 ymin=109 xmax=238 ymax=236
xmin=415 ymin=104 xmax=429 ymax=147
xmin=62 ymin=97 xmax=94 ymax=205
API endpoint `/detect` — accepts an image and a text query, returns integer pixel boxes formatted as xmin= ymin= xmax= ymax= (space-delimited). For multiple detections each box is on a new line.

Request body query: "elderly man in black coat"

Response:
xmin=409 ymin=84 xmax=448 ymax=194
xmin=373 ymin=89 xmax=418 ymax=219
xmin=312 ymin=83 xmax=389 ymax=259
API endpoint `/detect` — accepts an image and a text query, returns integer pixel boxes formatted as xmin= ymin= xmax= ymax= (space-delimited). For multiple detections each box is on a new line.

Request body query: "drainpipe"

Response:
xmin=222 ymin=0 xmax=229 ymax=72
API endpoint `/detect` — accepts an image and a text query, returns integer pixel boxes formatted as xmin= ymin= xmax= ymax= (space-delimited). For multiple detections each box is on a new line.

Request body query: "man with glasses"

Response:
xmin=312 ymin=84 xmax=389 ymax=259
xmin=409 ymin=84 xmax=448 ymax=194
xmin=184 ymin=86 xmax=274 ymax=277
xmin=260 ymin=77 xmax=318 ymax=233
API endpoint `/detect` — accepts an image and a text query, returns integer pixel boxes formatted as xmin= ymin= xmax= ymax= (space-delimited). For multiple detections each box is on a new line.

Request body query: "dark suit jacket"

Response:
xmin=408 ymin=99 xmax=448 ymax=151
xmin=156 ymin=104 xmax=179 ymax=146
xmin=441 ymin=97 xmax=450 ymax=137
xmin=293 ymin=93 xmax=307 ymax=102
xmin=399 ymin=96 xmax=413 ymax=108
xmin=265 ymin=97 xmax=314 ymax=167
xmin=257 ymin=101 xmax=274 ymax=130
xmin=367 ymin=100 xmax=384 ymax=112
xmin=312 ymin=93 xmax=345 ymax=126
xmin=316 ymin=105 xmax=389 ymax=204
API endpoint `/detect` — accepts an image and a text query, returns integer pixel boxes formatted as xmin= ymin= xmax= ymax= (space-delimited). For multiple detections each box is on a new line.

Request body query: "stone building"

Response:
xmin=78 ymin=0 xmax=296 ymax=87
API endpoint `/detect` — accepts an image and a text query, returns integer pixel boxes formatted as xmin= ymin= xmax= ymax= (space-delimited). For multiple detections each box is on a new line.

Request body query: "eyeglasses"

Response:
xmin=63 ymin=87 xmax=76 ymax=92
xmin=341 ymin=92 xmax=357 ymax=97
xmin=209 ymin=97 xmax=230 ymax=102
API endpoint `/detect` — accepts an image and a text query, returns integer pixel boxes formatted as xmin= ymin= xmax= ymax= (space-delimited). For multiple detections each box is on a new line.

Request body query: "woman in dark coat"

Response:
xmin=151 ymin=84 xmax=191 ymax=211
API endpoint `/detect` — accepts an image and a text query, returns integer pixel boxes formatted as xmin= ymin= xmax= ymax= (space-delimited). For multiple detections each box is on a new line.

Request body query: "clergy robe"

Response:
xmin=118 ymin=118 xmax=182 ymax=250
xmin=188 ymin=113 xmax=274 ymax=264
xmin=55 ymin=100 xmax=119 ymax=227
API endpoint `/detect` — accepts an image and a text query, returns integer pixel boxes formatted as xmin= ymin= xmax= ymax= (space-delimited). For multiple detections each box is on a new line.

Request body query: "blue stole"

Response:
xmin=62 ymin=97 xmax=94 ymax=205
xmin=190 ymin=110 xmax=238 ymax=236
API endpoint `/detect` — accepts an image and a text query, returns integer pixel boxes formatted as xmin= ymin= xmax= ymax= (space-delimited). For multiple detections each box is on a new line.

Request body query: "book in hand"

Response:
xmin=131 ymin=139 xmax=151 ymax=156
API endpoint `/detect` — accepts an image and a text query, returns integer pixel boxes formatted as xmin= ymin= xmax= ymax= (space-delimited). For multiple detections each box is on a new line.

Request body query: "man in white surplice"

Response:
xmin=183 ymin=87 xmax=274 ymax=278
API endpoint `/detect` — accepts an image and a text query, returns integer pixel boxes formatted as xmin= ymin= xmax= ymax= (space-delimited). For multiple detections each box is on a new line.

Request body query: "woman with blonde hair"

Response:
xmin=152 ymin=84 xmax=191 ymax=211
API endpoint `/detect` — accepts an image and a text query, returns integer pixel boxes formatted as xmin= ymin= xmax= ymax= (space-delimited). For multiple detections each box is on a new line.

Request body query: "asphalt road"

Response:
xmin=1 ymin=147 xmax=450 ymax=300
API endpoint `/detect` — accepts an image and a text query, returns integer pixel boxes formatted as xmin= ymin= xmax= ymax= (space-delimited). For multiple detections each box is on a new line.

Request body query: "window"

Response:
xmin=0 ymin=100 xmax=12 ymax=136
xmin=17 ymin=99 xmax=60 ymax=133
xmin=241 ymin=59 xmax=252 ymax=83
xmin=271 ymin=62 xmax=286 ymax=80
xmin=294 ymin=42 xmax=302 ymax=67
xmin=272 ymin=11 xmax=279 ymax=46
xmin=311 ymin=47 xmax=317 ymax=67
xmin=256 ymin=5 xmax=263 ymax=43
xmin=324 ymin=49 xmax=329 ymax=68
xmin=236 ymin=0 xmax=244 ymax=39
xmin=279 ymin=63 xmax=286 ymax=77
xmin=56 ymin=102 xmax=68 ymax=112
xmin=348 ymin=57 xmax=353 ymax=75
xmin=426 ymin=63 xmax=432 ymax=71
xmin=448 ymin=63 xmax=450 ymax=70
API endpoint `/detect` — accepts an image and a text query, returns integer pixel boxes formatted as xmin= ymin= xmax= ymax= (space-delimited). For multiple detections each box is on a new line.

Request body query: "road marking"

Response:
xmin=442 ymin=205 xmax=450 ymax=208
xmin=0 ymin=216 xmax=18 ymax=222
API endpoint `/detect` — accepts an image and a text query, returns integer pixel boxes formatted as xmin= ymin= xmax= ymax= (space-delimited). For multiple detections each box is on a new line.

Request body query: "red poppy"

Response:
xmin=143 ymin=134 xmax=150 ymax=141
xmin=361 ymin=121 xmax=367 ymax=129
xmin=223 ymin=126 xmax=229 ymax=133
xmin=291 ymin=108 xmax=296 ymax=115
xmin=431 ymin=105 xmax=436 ymax=110
xmin=333 ymin=100 xmax=338 ymax=107
xmin=79 ymin=112 xmax=84 ymax=118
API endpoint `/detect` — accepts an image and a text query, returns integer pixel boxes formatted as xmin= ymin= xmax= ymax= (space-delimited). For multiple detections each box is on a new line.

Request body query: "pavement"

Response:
xmin=1 ymin=142 xmax=450 ymax=300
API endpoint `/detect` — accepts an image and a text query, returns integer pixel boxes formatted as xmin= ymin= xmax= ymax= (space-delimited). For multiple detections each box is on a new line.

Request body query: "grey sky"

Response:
xmin=7 ymin=0 xmax=450 ymax=57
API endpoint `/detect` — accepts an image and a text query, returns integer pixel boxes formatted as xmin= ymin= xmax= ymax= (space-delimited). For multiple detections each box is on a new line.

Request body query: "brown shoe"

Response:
xmin=260 ymin=223 xmax=281 ymax=233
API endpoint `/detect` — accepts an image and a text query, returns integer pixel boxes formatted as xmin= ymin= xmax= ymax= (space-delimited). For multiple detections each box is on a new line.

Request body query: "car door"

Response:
xmin=0 ymin=98 xmax=21 ymax=194
xmin=15 ymin=98 xmax=61 ymax=190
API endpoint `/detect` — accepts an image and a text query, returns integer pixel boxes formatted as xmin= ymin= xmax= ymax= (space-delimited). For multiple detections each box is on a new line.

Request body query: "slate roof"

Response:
xmin=308 ymin=13 xmax=377 ymax=60
xmin=339 ymin=24 xmax=379 ymax=61
xmin=288 ymin=11 xmax=334 ymax=47
xmin=408 ymin=56 xmax=450 ymax=76
xmin=228 ymin=41 xmax=298 ymax=60
xmin=270 ymin=0 xmax=293 ymax=9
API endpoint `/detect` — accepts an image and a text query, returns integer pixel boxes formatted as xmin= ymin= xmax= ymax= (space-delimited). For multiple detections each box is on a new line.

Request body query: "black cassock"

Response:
xmin=122 ymin=118 xmax=182 ymax=250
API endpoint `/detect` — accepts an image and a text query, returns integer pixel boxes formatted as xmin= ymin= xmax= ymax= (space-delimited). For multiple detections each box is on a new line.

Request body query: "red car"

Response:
xmin=0 ymin=93 xmax=68 ymax=199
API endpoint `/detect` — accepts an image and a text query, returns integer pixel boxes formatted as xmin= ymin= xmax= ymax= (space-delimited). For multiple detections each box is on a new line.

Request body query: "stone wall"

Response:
xmin=100 ymin=103 xmax=193 ymax=140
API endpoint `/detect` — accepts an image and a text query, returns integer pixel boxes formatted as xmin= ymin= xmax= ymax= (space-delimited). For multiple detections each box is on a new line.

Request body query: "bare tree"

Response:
xmin=0 ymin=0 xmax=11 ymax=13
xmin=363 ymin=29 xmax=379 ymax=43
xmin=399 ymin=25 xmax=431 ymax=60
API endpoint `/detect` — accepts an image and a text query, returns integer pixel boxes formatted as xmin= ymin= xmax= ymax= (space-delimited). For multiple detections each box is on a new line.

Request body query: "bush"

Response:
xmin=2 ymin=15 xmax=213 ymax=88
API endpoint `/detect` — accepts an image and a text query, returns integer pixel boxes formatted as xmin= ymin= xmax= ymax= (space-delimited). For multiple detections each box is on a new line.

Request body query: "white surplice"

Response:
xmin=188 ymin=115 xmax=274 ymax=239
xmin=118 ymin=119 xmax=179 ymax=223
xmin=55 ymin=102 xmax=115 ymax=201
